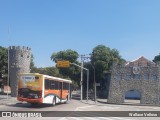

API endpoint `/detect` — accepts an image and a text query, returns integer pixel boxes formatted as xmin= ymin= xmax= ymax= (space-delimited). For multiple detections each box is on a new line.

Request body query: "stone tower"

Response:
xmin=9 ymin=46 xmax=31 ymax=97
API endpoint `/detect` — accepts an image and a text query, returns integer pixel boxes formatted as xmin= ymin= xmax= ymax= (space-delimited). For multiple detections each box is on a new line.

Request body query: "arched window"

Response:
xmin=115 ymin=74 xmax=122 ymax=80
xmin=143 ymin=74 xmax=149 ymax=80
xmin=133 ymin=74 xmax=140 ymax=80
xmin=126 ymin=74 xmax=131 ymax=80
xmin=151 ymin=75 xmax=157 ymax=81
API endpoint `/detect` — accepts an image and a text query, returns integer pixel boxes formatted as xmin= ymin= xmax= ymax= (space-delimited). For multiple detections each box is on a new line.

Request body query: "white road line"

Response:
xmin=85 ymin=117 xmax=112 ymax=120
xmin=112 ymin=117 xmax=136 ymax=120
xmin=65 ymin=117 xmax=81 ymax=120
xmin=59 ymin=117 xmax=137 ymax=120
xmin=99 ymin=117 xmax=117 ymax=120
xmin=100 ymin=106 xmax=120 ymax=110
xmin=75 ymin=105 xmax=96 ymax=111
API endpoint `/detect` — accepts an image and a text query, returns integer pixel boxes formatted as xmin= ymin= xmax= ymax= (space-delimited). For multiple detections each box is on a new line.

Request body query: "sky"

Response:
xmin=0 ymin=0 xmax=160 ymax=67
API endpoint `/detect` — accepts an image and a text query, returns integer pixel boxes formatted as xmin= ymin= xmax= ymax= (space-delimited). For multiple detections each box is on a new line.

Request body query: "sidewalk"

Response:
xmin=81 ymin=98 xmax=160 ymax=107
xmin=0 ymin=95 xmax=19 ymax=105
xmin=80 ymin=98 xmax=108 ymax=106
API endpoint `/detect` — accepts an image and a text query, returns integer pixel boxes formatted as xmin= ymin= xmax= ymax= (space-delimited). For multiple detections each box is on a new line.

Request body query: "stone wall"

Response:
xmin=9 ymin=46 xmax=31 ymax=97
xmin=108 ymin=63 xmax=160 ymax=105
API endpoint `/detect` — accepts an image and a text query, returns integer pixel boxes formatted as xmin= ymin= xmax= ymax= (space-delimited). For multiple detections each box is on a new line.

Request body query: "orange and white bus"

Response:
xmin=17 ymin=73 xmax=72 ymax=106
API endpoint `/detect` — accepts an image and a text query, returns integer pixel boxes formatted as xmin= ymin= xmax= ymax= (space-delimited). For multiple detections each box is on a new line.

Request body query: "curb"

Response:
xmin=0 ymin=96 xmax=18 ymax=105
xmin=80 ymin=99 xmax=107 ymax=106
xmin=79 ymin=99 xmax=160 ymax=107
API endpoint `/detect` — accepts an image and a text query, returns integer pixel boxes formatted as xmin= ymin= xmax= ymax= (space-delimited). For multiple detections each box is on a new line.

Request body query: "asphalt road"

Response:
xmin=0 ymin=92 xmax=160 ymax=120
xmin=0 ymin=99 xmax=159 ymax=120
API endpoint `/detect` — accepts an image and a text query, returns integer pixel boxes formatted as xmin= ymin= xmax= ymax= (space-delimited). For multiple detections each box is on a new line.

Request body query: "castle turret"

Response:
xmin=9 ymin=46 xmax=31 ymax=97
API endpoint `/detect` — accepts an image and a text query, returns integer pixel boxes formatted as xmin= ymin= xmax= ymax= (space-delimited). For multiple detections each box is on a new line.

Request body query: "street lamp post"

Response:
xmin=71 ymin=63 xmax=89 ymax=102
xmin=86 ymin=69 xmax=89 ymax=102
xmin=90 ymin=62 xmax=96 ymax=103
xmin=80 ymin=58 xmax=84 ymax=100
xmin=93 ymin=66 xmax=96 ymax=103
xmin=7 ymin=27 xmax=11 ymax=99
xmin=7 ymin=46 xmax=9 ymax=99
xmin=90 ymin=52 xmax=97 ymax=103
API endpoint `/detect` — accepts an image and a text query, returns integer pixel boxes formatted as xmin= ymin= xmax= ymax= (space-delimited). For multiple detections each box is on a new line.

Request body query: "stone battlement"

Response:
xmin=9 ymin=46 xmax=31 ymax=51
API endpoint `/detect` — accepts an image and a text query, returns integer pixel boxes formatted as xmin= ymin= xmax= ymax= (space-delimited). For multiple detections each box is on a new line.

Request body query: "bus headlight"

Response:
xmin=35 ymin=95 xmax=38 ymax=99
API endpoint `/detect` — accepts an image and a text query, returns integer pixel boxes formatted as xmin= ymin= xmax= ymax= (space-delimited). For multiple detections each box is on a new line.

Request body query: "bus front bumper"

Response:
xmin=17 ymin=97 xmax=43 ymax=103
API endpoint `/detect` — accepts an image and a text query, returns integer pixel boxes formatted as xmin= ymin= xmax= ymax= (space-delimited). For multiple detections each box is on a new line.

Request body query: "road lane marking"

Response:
xmin=100 ymin=106 xmax=120 ymax=110
xmin=60 ymin=117 xmax=137 ymax=120
xmin=75 ymin=105 xmax=96 ymax=111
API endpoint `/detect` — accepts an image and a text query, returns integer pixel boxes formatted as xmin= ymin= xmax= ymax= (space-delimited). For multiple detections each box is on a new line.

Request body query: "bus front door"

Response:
xmin=59 ymin=82 xmax=62 ymax=102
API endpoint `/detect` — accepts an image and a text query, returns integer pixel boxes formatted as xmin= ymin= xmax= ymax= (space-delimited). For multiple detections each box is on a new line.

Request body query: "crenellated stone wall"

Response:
xmin=108 ymin=63 xmax=160 ymax=105
xmin=9 ymin=46 xmax=31 ymax=97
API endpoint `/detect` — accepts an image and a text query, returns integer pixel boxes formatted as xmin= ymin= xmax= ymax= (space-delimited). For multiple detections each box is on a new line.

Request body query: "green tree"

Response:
xmin=51 ymin=49 xmax=81 ymax=89
xmin=0 ymin=46 xmax=8 ymax=78
xmin=30 ymin=54 xmax=36 ymax=73
xmin=153 ymin=53 xmax=160 ymax=63
xmin=51 ymin=49 xmax=79 ymax=63
xmin=110 ymin=48 xmax=126 ymax=65
xmin=90 ymin=45 xmax=125 ymax=84
xmin=31 ymin=67 xmax=61 ymax=77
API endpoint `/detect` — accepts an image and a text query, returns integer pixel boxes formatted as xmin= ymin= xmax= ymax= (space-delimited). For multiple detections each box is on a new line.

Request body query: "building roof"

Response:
xmin=125 ymin=56 xmax=155 ymax=67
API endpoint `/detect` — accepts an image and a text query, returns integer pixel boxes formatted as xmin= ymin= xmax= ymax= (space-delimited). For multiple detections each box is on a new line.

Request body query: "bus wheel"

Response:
xmin=64 ymin=96 xmax=69 ymax=104
xmin=52 ymin=97 xmax=56 ymax=106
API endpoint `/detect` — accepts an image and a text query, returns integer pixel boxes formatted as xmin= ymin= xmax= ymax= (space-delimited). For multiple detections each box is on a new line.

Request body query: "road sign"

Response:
xmin=56 ymin=60 xmax=70 ymax=68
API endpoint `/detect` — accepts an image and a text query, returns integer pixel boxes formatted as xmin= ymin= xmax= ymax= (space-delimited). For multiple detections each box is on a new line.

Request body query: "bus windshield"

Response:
xmin=19 ymin=75 xmax=42 ymax=91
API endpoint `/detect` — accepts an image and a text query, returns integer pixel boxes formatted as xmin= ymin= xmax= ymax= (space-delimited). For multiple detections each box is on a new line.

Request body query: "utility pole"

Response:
xmin=71 ymin=63 xmax=89 ymax=102
xmin=91 ymin=52 xmax=97 ymax=103
xmin=7 ymin=46 xmax=9 ymax=100
xmin=80 ymin=55 xmax=84 ymax=100
xmin=93 ymin=64 xmax=96 ymax=103
xmin=79 ymin=54 xmax=97 ymax=102
xmin=80 ymin=54 xmax=90 ymax=101
xmin=90 ymin=61 xmax=96 ymax=103
xmin=86 ymin=69 xmax=89 ymax=102
xmin=7 ymin=26 xmax=11 ymax=100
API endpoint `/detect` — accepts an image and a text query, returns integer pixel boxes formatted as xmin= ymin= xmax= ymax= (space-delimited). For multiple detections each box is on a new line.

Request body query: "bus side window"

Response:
xmin=55 ymin=81 xmax=59 ymax=90
xmin=50 ymin=80 xmax=55 ymax=90
xmin=63 ymin=82 xmax=65 ymax=90
xmin=63 ymin=82 xmax=69 ymax=90
xmin=67 ymin=83 xmax=69 ymax=90
xmin=45 ymin=79 xmax=50 ymax=90
xmin=59 ymin=82 xmax=62 ymax=90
